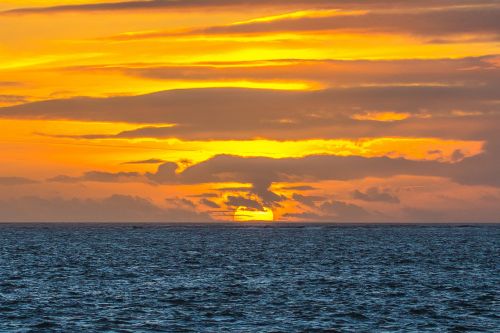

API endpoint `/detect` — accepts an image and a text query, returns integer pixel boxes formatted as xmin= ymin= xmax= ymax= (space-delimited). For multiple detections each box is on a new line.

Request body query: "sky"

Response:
xmin=0 ymin=0 xmax=499 ymax=222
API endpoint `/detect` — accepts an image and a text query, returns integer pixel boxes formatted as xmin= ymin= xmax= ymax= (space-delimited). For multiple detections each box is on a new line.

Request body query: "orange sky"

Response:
xmin=0 ymin=0 xmax=499 ymax=222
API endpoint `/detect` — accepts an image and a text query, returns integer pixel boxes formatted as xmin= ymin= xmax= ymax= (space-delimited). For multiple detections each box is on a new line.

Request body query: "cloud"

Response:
xmin=292 ymin=193 xmax=325 ymax=207
xmin=4 ymin=83 xmax=499 ymax=141
xmin=225 ymin=195 xmax=264 ymax=211
xmin=165 ymin=197 xmax=196 ymax=210
xmin=282 ymin=211 xmax=325 ymax=221
xmin=48 ymin=171 xmax=144 ymax=183
xmin=403 ymin=207 xmax=445 ymax=221
xmin=121 ymin=158 xmax=165 ymax=165
xmin=188 ymin=193 xmax=219 ymax=198
xmin=284 ymin=200 xmax=373 ymax=222
xmin=0 ymin=195 xmax=211 ymax=222
xmin=449 ymin=136 xmax=500 ymax=187
xmin=195 ymin=6 xmax=500 ymax=39
xmin=282 ymin=185 xmax=317 ymax=191
xmin=78 ymin=56 xmax=500 ymax=89
xmin=44 ymin=142 xmax=500 ymax=213
xmin=148 ymin=154 xmax=446 ymax=186
xmin=352 ymin=187 xmax=400 ymax=203
xmin=145 ymin=153 xmax=448 ymax=205
xmin=0 ymin=95 xmax=28 ymax=105
xmin=3 ymin=0 xmax=495 ymax=15
xmin=0 ymin=177 xmax=38 ymax=186
xmin=2 ymin=0 xmax=324 ymax=14
xmin=319 ymin=200 xmax=371 ymax=220
xmin=0 ymin=82 xmax=21 ymax=87
xmin=200 ymin=198 xmax=220 ymax=209
xmin=150 ymin=149 xmax=500 ymax=191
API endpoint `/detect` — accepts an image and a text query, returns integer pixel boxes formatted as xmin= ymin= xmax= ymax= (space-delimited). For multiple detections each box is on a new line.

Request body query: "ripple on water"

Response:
xmin=0 ymin=224 xmax=498 ymax=332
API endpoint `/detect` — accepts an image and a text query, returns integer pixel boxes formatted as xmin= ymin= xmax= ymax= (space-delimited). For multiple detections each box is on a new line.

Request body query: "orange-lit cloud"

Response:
xmin=0 ymin=0 xmax=499 ymax=222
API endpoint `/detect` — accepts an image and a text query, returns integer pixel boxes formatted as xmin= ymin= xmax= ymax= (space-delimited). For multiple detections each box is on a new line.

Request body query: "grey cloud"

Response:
xmin=225 ymin=195 xmax=264 ymax=211
xmin=449 ymin=136 xmax=500 ymax=187
xmin=403 ymin=207 xmax=447 ymax=221
xmin=0 ymin=177 xmax=38 ymax=186
xmin=283 ymin=200 xmax=373 ymax=222
xmin=147 ymin=150 xmax=500 ymax=192
xmin=0 ymin=82 xmax=21 ymax=87
xmin=282 ymin=212 xmax=325 ymax=221
xmin=188 ymin=193 xmax=219 ymax=198
xmin=48 ymin=171 xmax=144 ymax=183
xmin=122 ymin=158 xmax=165 ymax=165
xmin=147 ymin=154 xmax=446 ymax=186
xmin=282 ymin=185 xmax=317 ymax=191
xmin=200 ymin=198 xmax=220 ymax=209
xmin=146 ymin=154 xmax=448 ymax=205
xmin=0 ymin=95 xmax=28 ymax=105
xmin=352 ymin=187 xmax=400 ymax=203
xmin=292 ymin=193 xmax=325 ymax=207
xmin=0 ymin=195 xmax=211 ymax=222
xmin=165 ymin=197 xmax=196 ymax=209
xmin=198 ymin=6 xmax=500 ymax=39
xmin=4 ymin=0 xmax=494 ymax=15
xmin=3 ymin=84 xmax=498 ymax=141
xmin=47 ymin=144 xmax=500 ymax=200
xmin=450 ymin=149 xmax=466 ymax=162
xmin=104 ymin=57 xmax=500 ymax=89
xmin=319 ymin=200 xmax=370 ymax=221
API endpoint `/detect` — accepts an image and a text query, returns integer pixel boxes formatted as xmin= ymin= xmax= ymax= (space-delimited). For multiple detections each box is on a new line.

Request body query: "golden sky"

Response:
xmin=0 ymin=0 xmax=499 ymax=222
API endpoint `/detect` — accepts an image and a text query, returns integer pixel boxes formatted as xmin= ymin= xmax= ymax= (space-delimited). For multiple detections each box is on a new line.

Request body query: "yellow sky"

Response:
xmin=0 ymin=0 xmax=499 ymax=222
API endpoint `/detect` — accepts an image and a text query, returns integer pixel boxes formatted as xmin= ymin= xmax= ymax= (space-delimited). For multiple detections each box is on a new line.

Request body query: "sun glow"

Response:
xmin=234 ymin=206 xmax=274 ymax=222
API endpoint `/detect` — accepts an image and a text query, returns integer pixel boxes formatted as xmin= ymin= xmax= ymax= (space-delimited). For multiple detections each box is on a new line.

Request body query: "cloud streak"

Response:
xmin=0 ymin=195 xmax=211 ymax=222
xmin=194 ymin=6 xmax=500 ymax=39
xmin=1 ymin=84 xmax=498 ymax=141
xmin=5 ymin=0 xmax=496 ymax=15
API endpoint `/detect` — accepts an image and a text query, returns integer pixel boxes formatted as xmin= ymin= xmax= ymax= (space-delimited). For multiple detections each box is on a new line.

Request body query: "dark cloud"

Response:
xmin=197 ymin=6 xmax=500 ymax=39
xmin=149 ymin=149 xmax=500 ymax=193
xmin=77 ymin=57 xmax=500 ymax=90
xmin=147 ymin=154 xmax=446 ymax=186
xmin=0 ymin=82 xmax=21 ymax=87
xmin=46 ymin=142 xmax=500 ymax=211
xmin=165 ymin=197 xmax=196 ymax=209
xmin=121 ymin=158 xmax=165 ymax=165
xmin=0 ymin=95 xmax=28 ymax=105
xmin=0 ymin=195 xmax=211 ymax=222
xmin=283 ymin=200 xmax=373 ymax=222
xmin=146 ymin=154 xmax=448 ymax=205
xmin=352 ymin=187 xmax=400 ymax=203
xmin=188 ymin=193 xmax=219 ymax=198
xmin=282 ymin=185 xmax=317 ymax=191
xmin=449 ymin=136 xmax=500 ymax=187
xmin=4 ymin=83 xmax=499 ymax=141
xmin=4 ymin=0 xmax=494 ymax=15
xmin=225 ymin=195 xmax=264 ymax=211
xmin=0 ymin=177 xmax=38 ymax=186
xmin=292 ymin=193 xmax=325 ymax=207
xmin=403 ymin=207 xmax=446 ymax=221
xmin=48 ymin=171 xmax=143 ymax=183
xmin=200 ymin=198 xmax=220 ymax=209
xmin=282 ymin=211 xmax=325 ymax=221
xmin=450 ymin=149 xmax=466 ymax=162
xmin=319 ymin=200 xmax=371 ymax=221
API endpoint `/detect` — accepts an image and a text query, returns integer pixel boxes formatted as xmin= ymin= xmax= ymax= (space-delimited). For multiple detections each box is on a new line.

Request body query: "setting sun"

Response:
xmin=234 ymin=207 xmax=274 ymax=222
xmin=0 ymin=0 xmax=498 ymax=223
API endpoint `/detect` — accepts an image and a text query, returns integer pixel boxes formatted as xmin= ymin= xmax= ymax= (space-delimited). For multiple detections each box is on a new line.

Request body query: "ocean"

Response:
xmin=0 ymin=224 xmax=498 ymax=332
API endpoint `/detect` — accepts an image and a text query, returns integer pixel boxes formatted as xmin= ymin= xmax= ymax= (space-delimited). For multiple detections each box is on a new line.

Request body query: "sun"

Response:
xmin=234 ymin=206 xmax=274 ymax=222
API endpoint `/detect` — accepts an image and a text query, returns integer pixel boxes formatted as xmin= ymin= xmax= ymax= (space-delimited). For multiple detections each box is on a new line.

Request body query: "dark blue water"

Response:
xmin=0 ymin=224 xmax=498 ymax=332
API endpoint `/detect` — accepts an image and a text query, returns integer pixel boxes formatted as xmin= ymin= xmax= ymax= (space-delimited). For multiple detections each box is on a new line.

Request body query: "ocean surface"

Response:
xmin=0 ymin=224 xmax=498 ymax=332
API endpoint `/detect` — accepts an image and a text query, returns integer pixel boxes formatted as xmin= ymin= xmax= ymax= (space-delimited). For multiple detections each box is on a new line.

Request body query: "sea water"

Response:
xmin=0 ymin=224 xmax=498 ymax=332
